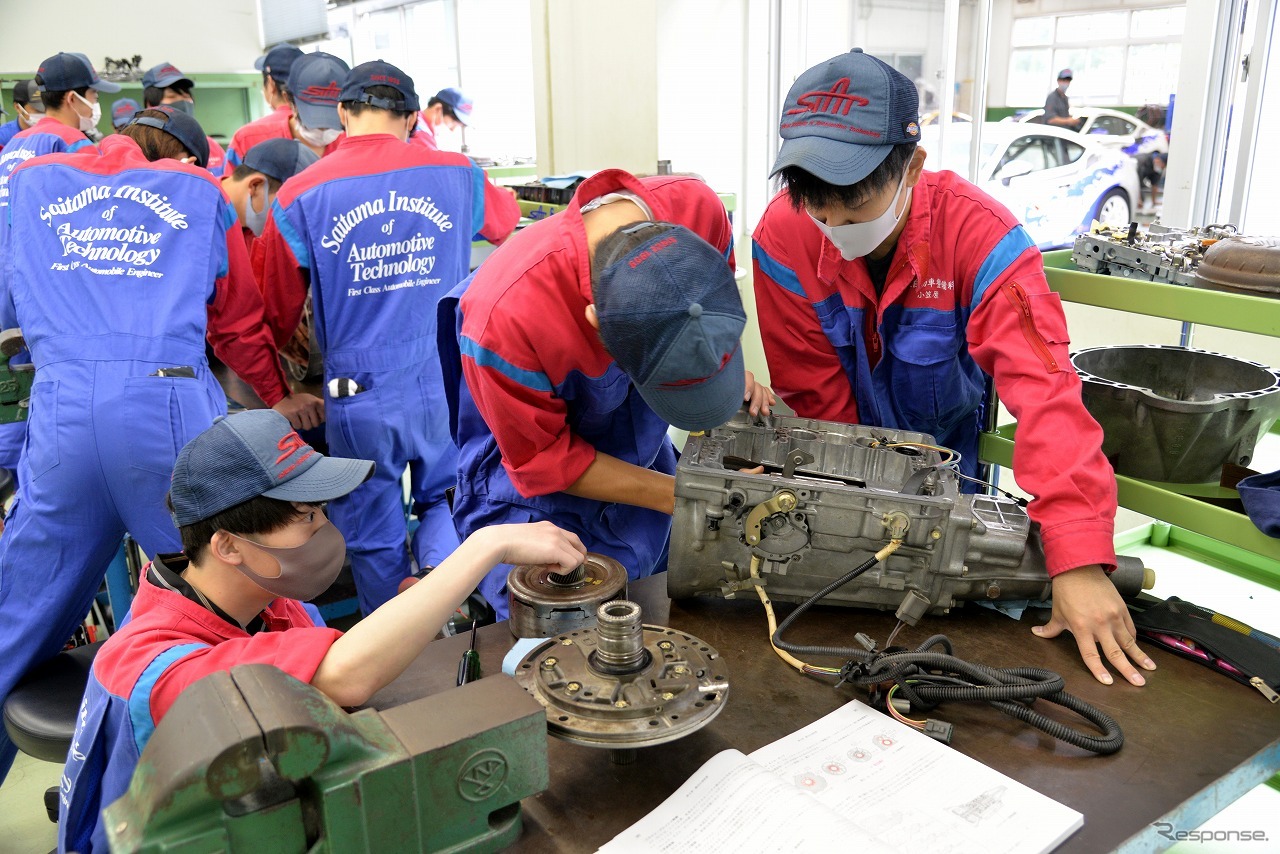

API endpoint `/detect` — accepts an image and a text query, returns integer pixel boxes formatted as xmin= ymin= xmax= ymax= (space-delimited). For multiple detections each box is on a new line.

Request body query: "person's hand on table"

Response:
xmin=1035 ymin=564 xmax=1157 ymax=686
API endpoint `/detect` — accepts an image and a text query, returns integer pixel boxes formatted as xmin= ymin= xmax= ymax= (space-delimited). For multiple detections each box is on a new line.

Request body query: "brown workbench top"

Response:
xmin=371 ymin=575 xmax=1280 ymax=853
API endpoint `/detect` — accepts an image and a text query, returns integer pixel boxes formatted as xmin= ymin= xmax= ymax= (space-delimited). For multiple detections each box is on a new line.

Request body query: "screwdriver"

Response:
xmin=456 ymin=620 xmax=481 ymax=686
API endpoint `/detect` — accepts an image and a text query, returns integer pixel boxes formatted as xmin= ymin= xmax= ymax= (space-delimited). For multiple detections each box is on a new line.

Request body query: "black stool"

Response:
xmin=3 ymin=641 xmax=103 ymax=822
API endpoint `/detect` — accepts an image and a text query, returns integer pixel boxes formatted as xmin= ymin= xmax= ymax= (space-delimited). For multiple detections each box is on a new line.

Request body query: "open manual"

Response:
xmin=598 ymin=700 xmax=1082 ymax=854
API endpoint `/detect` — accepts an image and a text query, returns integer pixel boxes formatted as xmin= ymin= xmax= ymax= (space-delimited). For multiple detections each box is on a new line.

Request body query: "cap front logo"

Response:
xmin=275 ymin=431 xmax=314 ymax=478
xmin=302 ymin=81 xmax=343 ymax=105
xmin=787 ymin=78 xmax=870 ymax=117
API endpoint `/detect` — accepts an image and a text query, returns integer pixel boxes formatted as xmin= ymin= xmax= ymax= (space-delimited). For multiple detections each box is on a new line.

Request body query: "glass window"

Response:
xmin=1125 ymin=43 xmax=1182 ymax=105
xmin=1001 ymin=136 xmax=1054 ymax=172
xmin=1090 ymin=115 xmax=1137 ymax=136
xmin=1056 ymin=12 xmax=1129 ymax=43
xmin=1053 ymin=46 xmax=1125 ymax=102
xmin=1012 ymin=17 xmax=1055 ymax=47
xmin=1006 ymin=48 xmax=1052 ymax=106
xmin=1131 ymin=7 xmax=1186 ymax=38
xmin=1059 ymin=139 xmax=1086 ymax=165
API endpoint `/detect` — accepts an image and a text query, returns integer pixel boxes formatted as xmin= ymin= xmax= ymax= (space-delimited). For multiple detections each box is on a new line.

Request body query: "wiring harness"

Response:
xmin=752 ymin=547 xmax=1124 ymax=755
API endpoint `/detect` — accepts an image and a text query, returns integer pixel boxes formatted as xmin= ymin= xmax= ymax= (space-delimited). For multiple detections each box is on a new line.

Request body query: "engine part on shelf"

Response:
xmin=507 ymin=553 xmax=629 ymax=639
xmin=1071 ymin=222 xmax=1240 ymax=286
xmin=513 ymin=600 xmax=728 ymax=759
xmin=1195 ymin=236 xmax=1280 ymax=298
xmin=1072 ymin=345 xmax=1280 ymax=484
xmin=511 ymin=177 xmax=584 ymax=206
xmin=668 ymin=412 xmax=1151 ymax=613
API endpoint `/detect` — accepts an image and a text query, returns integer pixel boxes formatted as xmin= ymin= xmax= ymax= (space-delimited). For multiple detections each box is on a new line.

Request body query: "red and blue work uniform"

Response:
xmin=0 ymin=119 xmax=22 ymax=152
xmin=258 ymin=133 xmax=518 ymax=614
xmin=439 ymin=170 xmax=734 ymax=619
xmin=751 ymin=169 xmax=1117 ymax=577
xmin=205 ymin=135 xmax=226 ymax=178
xmin=0 ymin=134 xmax=292 ymax=787
xmin=225 ymin=106 xmax=340 ymax=169
xmin=58 ymin=558 xmax=340 ymax=854
xmin=409 ymin=112 xmax=438 ymax=151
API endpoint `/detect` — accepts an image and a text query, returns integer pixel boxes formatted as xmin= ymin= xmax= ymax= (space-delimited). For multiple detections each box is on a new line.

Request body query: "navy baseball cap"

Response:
xmin=433 ymin=86 xmax=473 ymax=126
xmin=13 ymin=79 xmax=41 ymax=107
xmin=340 ymin=60 xmax=420 ymax=112
xmin=126 ymin=105 xmax=210 ymax=168
xmin=289 ymin=52 xmax=349 ymax=130
xmin=770 ymin=48 xmax=919 ymax=186
xmin=255 ymin=44 xmax=305 ymax=85
xmin=111 ymin=98 xmax=141 ymax=129
xmin=35 ymin=52 xmax=121 ymax=93
xmin=242 ymin=138 xmax=319 ymax=183
xmin=594 ymin=223 xmax=746 ymax=431
xmin=142 ymin=62 xmax=194 ymax=92
xmin=170 ymin=410 xmax=374 ymax=527
xmin=1058 ymin=68 xmax=1074 ymax=80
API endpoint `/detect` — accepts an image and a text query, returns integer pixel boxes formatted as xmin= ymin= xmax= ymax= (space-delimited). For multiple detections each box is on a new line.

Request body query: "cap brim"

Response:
xmin=454 ymin=112 xmax=472 ymax=127
xmin=294 ymin=100 xmax=342 ymax=130
xmin=91 ymin=79 xmax=122 ymax=94
xmin=152 ymin=75 xmax=194 ymax=90
xmin=255 ymin=56 xmax=268 ymax=71
xmin=262 ymin=456 xmax=375 ymax=503
xmin=637 ymin=345 xmax=746 ymax=432
xmin=769 ymin=135 xmax=894 ymax=186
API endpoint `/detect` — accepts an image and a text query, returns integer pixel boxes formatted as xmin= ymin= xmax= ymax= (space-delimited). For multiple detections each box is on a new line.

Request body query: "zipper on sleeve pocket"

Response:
xmin=1002 ymin=281 xmax=1060 ymax=373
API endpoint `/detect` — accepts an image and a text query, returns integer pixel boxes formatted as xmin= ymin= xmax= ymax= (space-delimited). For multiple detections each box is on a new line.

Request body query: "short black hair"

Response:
xmin=780 ymin=142 xmax=917 ymax=212
xmin=342 ymin=85 xmax=414 ymax=121
xmin=231 ymin=162 xmax=283 ymax=194
xmin=165 ymin=493 xmax=307 ymax=564
xmin=37 ymin=82 xmax=90 ymax=112
xmin=262 ymin=71 xmax=289 ymax=96
xmin=426 ymin=96 xmax=458 ymax=123
xmin=143 ymin=82 xmax=193 ymax=108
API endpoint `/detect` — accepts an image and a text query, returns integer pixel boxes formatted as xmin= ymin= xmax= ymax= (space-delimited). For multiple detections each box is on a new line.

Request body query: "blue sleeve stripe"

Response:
xmin=128 ymin=643 xmax=209 ymax=756
xmin=67 ymin=138 xmax=93 ymax=153
xmin=471 ymin=163 xmax=487 ymax=240
xmin=970 ymin=225 xmax=1036 ymax=312
xmin=216 ymin=203 xmax=238 ymax=278
xmin=226 ymin=147 xmax=242 ymax=169
xmin=752 ymin=239 xmax=805 ymax=298
xmin=460 ymin=334 xmax=552 ymax=392
xmin=273 ymin=198 xmax=312 ymax=271
xmin=723 ymin=233 xmax=734 ymax=263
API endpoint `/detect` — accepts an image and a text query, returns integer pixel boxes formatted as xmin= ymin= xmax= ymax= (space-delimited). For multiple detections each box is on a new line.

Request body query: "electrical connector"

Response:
xmin=889 ymin=697 xmax=912 ymax=715
xmin=895 ymin=590 xmax=932 ymax=627
xmin=923 ymin=719 xmax=953 ymax=744
xmin=854 ymin=632 xmax=877 ymax=652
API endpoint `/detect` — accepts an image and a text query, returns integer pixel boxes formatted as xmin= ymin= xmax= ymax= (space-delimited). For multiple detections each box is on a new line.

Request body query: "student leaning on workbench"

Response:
xmin=0 ymin=105 xmax=324 ymax=790
xmin=0 ymin=52 xmax=117 ymax=210
xmin=257 ymin=60 xmax=519 ymax=616
xmin=224 ymin=42 xmax=305 ymax=169
xmin=439 ymin=170 xmax=775 ymax=621
xmin=752 ymin=49 xmax=1157 ymax=687
xmin=57 ymin=410 xmax=585 ymax=854
xmin=140 ymin=61 xmax=228 ymax=176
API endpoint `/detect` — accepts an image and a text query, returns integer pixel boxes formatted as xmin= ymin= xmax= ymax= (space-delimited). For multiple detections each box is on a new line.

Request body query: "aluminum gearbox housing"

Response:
xmin=668 ymin=413 xmax=1149 ymax=614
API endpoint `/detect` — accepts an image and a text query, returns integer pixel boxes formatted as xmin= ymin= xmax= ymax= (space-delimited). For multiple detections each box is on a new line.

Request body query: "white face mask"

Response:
xmin=71 ymin=91 xmax=101 ymax=135
xmin=808 ymin=166 xmax=911 ymax=261
xmin=16 ymin=104 xmax=42 ymax=128
xmin=296 ymin=121 xmax=340 ymax=148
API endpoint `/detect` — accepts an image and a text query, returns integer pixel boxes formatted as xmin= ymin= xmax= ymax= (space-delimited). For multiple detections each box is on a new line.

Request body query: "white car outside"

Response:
xmin=1009 ymin=107 xmax=1168 ymax=158
xmin=920 ymin=122 xmax=1140 ymax=250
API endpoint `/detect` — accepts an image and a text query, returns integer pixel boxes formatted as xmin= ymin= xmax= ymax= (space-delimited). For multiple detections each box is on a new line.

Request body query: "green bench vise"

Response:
xmin=0 ymin=329 xmax=33 ymax=426
xmin=104 ymin=665 xmax=549 ymax=853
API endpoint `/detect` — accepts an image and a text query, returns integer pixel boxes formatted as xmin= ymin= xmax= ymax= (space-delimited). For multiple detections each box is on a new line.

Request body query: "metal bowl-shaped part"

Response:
xmin=1196 ymin=237 xmax=1280 ymax=297
xmin=507 ymin=553 xmax=628 ymax=638
xmin=513 ymin=618 xmax=729 ymax=749
xmin=1072 ymin=345 xmax=1280 ymax=483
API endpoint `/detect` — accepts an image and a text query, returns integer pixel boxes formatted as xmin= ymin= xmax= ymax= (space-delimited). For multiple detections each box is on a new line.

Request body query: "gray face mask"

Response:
xmin=228 ymin=520 xmax=346 ymax=601
xmin=243 ymin=183 xmax=270 ymax=237
xmin=167 ymin=99 xmax=196 ymax=117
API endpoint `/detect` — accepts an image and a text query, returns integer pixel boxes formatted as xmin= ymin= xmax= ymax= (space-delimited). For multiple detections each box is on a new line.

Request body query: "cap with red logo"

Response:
xmin=142 ymin=62 xmax=194 ymax=92
xmin=770 ymin=48 xmax=919 ymax=186
xmin=339 ymin=60 xmax=420 ymax=113
xmin=111 ymin=98 xmax=141 ymax=129
xmin=288 ymin=52 xmax=351 ymax=130
xmin=255 ymin=44 xmax=305 ymax=85
xmin=169 ymin=410 xmax=374 ymax=526
xmin=594 ymin=222 xmax=746 ymax=432
xmin=35 ymin=52 xmax=122 ymax=94
xmin=433 ymin=87 xmax=473 ymax=126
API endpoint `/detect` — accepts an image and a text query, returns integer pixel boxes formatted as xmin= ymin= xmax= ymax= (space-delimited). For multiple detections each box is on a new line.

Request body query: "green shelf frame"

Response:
xmin=979 ymin=251 xmax=1280 ymax=588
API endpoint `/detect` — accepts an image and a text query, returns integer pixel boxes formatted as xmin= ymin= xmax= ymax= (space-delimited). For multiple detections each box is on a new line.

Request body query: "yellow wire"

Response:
xmin=751 ymin=540 xmax=903 ymax=675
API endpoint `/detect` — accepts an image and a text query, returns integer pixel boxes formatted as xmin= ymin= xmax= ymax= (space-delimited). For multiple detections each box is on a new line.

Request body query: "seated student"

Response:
xmin=58 ymin=409 xmax=585 ymax=854
xmin=221 ymin=138 xmax=318 ymax=256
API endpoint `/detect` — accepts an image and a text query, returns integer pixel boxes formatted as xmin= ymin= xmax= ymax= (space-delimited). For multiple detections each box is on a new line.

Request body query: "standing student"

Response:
xmin=752 ymin=49 xmax=1153 ymax=687
xmin=1043 ymin=69 xmax=1084 ymax=130
xmin=412 ymin=86 xmax=471 ymax=151
xmin=258 ymin=61 xmax=519 ymax=614
xmin=225 ymin=43 xmax=305 ymax=169
xmin=0 ymin=80 xmax=45 ymax=151
xmin=109 ymin=97 xmax=141 ymax=132
xmin=140 ymin=62 xmax=227 ymax=176
xmin=0 ymin=106 xmax=322 ymax=787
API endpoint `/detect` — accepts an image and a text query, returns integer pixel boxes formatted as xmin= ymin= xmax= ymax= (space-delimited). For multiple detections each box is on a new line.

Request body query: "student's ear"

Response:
xmin=337 ymin=103 xmax=349 ymax=130
xmin=209 ymin=530 xmax=246 ymax=566
xmin=247 ymin=174 xmax=268 ymax=195
xmin=584 ymin=304 xmax=599 ymax=330
xmin=906 ymin=146 xmax=927 ymax=188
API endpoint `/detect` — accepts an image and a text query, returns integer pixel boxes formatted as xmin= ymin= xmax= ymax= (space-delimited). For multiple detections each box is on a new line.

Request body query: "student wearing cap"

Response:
xmin=225 ymin=43 xmax=306 ymax=169
xmin=1043 ymin=69 xmax=1083 ymax=130
xmin=109 ymin=97 xmax=141 ymax=132
xmin=57 ymin=409 xmax=585 ymax=854
xmin=439 ymin=170 xmax=773 ymax=620
xmin=0 ymin=105 xmax=324 ymax=788
xmin=412 ymin=86 xmax=471 ymax=152
xmin=221 ymin=138 xmax=318 ymax=256
xmin=282 ymin=52 xmax=350 ymax=159
xmin=752 ymin=49 xmax=1153 ymax=688
xmin=141 ymin=62 xmax=227 ymax=175
xmin=0 ymin=80 xmax=46 ymax=152
xmin=0 ymin=52 xmax=119 ymax=211
xmin=258 ymin=60 xmax=520 ymax=615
